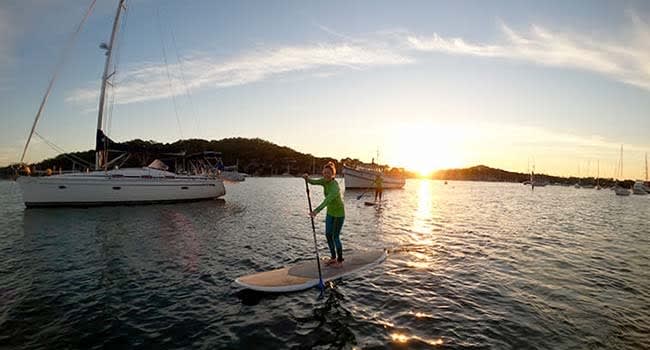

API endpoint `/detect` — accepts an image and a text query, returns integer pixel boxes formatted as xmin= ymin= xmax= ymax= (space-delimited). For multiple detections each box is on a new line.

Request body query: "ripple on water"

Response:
xmin=0 ymin=179 xmax=649 ymax=349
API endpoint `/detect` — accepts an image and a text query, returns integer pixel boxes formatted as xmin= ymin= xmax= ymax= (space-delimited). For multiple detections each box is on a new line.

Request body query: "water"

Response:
xmin=1 ymin=178 xmax=648 ymax=349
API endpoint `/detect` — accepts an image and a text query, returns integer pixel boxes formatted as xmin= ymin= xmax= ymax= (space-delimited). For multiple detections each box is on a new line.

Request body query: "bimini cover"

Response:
xmin=148 ymin=159 xmax=169 ymax=171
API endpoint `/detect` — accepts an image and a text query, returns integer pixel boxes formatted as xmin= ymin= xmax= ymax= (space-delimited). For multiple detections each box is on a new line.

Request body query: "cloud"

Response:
xmin=66 ymin=42 xmax=413 ymax=106
xmin=66 ymin=11 xmax=650 ymax=107
xmin=408 ymin=13 xmax=650 ymax=91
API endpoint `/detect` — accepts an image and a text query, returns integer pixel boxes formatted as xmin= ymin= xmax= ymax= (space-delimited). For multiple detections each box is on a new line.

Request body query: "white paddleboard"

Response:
xmin=235 ymin=249 xmax=387 ymax=292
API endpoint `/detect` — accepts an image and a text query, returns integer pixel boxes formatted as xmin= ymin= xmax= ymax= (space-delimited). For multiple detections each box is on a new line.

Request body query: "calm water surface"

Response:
xmin=0 ymin=178 xmax=648 ymax=349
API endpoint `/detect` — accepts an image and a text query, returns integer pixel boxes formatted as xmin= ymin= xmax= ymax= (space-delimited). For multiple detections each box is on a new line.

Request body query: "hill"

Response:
xmin=1 ymin=137 xmax=400 ymax=177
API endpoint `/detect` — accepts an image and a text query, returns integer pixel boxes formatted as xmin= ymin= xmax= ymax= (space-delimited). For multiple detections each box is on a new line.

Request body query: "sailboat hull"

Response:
xmin=17 ymin=168 xmax=225 ymax=207
xmin=342 ymin=166 xmax=405 ymax=189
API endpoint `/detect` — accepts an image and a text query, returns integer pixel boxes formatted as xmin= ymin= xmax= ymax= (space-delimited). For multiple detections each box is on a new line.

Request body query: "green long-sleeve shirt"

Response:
xmin=374 ymin=176 xmax=383 ymax=189
xmin=307 ymin=178 xmax=345 ymax=217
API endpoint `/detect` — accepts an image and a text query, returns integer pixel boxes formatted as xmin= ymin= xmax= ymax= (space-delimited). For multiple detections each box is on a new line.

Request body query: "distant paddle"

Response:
xmin=356 ymin=187 xmax=371 ymax=200
xmin=304 ymin=179 xmax=325 ymax=294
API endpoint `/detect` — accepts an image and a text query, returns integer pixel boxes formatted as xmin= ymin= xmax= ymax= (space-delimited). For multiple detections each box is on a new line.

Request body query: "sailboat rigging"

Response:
xmin=16 ymin=0 xmax=226 ymax=207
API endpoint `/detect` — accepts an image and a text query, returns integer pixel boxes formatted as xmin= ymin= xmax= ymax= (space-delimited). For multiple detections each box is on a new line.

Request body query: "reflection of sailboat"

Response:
xmin=17 ymin=0 xmax=225 ymax=207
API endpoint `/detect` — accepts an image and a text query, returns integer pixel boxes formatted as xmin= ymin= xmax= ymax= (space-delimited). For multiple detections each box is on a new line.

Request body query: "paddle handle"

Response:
xmin=306 ymin=182 xmax=317 ymax=231
xmin=304 ymin=179 xmax=325 ymax=292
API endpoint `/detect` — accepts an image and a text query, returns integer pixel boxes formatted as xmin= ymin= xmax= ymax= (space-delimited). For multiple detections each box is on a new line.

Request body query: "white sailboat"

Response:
xmin=342 ymin=164 xmax=405 ymax=189
xmin=17 ymin=0 xmax=225 ymax=207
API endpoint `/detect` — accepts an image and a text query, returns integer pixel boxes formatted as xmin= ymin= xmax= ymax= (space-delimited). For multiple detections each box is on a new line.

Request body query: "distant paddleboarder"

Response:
xmin=373 ymin=174 xmax=383 ymax=202
xmin=303 ymin=162 xmax=345 ymax=267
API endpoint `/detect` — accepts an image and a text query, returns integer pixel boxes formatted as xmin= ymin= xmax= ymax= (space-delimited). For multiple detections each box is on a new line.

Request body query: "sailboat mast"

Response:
xmin=620 ymin=145 xmax=623 ymax=179
xmin=645 ymin=152 xmax=648 ymax=182
xmin=95 ymin=0 xmax=126 ymax=169
xmin=531 ymin=165 xmax=535 ymax=191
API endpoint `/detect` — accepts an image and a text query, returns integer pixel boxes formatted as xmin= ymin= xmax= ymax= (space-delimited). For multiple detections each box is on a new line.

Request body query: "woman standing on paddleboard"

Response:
xmin=374 ymin=174 xmax=383 ymax=202
xmin=303 ymin=162 xmax=345 ymax=267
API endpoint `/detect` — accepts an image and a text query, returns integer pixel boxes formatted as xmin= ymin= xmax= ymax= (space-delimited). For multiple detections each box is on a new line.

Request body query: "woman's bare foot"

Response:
xmin=324 ymin=258 xmax=337 ymax=266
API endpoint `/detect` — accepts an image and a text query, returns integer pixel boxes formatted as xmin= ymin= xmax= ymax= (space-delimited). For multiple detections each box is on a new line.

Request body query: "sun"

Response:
xmin=386 ymin=122 xmax=464 ymax=176
xmin=411 ymin=162 xmax=435 ymax=177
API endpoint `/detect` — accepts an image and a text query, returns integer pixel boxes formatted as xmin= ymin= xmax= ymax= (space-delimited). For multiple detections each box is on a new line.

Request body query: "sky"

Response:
xmin=1 ymin=0 xmax=649 ymax=179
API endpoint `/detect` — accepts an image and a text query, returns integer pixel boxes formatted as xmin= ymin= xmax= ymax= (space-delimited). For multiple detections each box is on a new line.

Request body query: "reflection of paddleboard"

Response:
xmin=235 ymin=249 xmax=386 ymax=292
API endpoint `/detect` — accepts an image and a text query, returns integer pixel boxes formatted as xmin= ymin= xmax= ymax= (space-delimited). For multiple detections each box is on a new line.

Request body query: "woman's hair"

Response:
xmin=323 ymin=161 xmax=336 ymax=176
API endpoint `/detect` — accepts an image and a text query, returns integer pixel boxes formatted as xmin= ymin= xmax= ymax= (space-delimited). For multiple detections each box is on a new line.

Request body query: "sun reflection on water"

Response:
xmin=390 ymin=333 xmax=410 ymax=343
xmin=390 ymin=332 xmax=444 ymax=346
xmin=410 ymin=310 xmax=435 ymax=319
xmin=412 ymin=179 xmax=434 ymax=236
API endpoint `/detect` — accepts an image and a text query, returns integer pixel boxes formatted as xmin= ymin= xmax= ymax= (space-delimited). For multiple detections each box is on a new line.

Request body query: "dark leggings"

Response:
xmin=325 ymin=215 xmax=344 ymax=261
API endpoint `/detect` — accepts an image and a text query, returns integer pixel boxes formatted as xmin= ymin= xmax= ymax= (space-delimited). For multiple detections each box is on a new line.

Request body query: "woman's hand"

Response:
xmin=302 ymin=173 xmax=309 ymax=180
xmin=309 ymin=211 xmax=317 ymax=218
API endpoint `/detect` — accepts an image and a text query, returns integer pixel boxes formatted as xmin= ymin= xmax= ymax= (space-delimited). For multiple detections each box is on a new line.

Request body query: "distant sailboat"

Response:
xmin=343 ymin=164 xmax=405 ymax=189
xmin=632 ymin=152 xmax=649 ymax=195
xmin=581 ymin=160 xmax=595 ymax=188
xmin=525 ymin=160 xmax=546 ymax=190
xmin=644 ymin=152 xmax=650 ymax=192
xmin=614 ymin=145 xmax=630 ymax=196
xmin=596 ymin=160 xmax=601 ymax=190
xmin=343 ymin=153 xmax=405 ymax=189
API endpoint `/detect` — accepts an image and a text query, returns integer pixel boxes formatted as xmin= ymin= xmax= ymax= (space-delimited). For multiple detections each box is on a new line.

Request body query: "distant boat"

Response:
xmin=596 ymin=160 xmax=601 ymax=190
xmin=613 ymin=145 xmax=629 ymax=197
xmin=16 ymin=0 xmax=225 ymax=207
xmin=526 ymin=165 xmax=547 ymax=190
xmin=645 ymin=153 xmax=650 ymax=193
xmin=632 ymin=181 xmax=648 ymax=195
xmin=220 ymin=171 xmax=246 ymax=182
xmin=342 ymin=164 xmax=405 ymax=189
xmin=219 ymin=160 xmax=246 ymax=182
xmin=615 ymin=186 xmax=631 ymax=196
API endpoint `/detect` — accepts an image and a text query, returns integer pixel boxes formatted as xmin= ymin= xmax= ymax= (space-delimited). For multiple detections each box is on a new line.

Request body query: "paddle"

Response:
xmin=357 ymin=175 xmax=382 ymax=200
xmin=356 ymin=187 xmax=371 ymax=200
xmin=304 ymin=179 xmax=325 ymax=293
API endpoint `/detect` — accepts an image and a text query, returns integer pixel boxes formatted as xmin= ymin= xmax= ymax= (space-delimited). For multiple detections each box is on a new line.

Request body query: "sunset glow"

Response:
xmin=386 ymin=123 xmax=465 ymax=176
